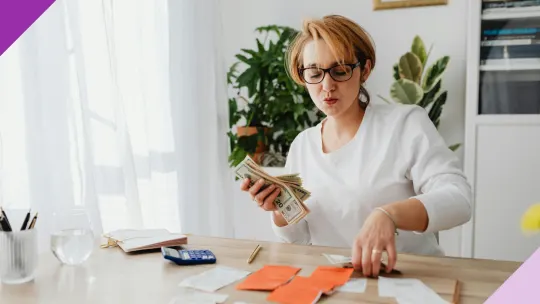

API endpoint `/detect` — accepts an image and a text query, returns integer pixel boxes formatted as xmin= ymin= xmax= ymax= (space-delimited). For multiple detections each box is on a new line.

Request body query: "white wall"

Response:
xmin=221 ymin=0 xmax=469 ymax=257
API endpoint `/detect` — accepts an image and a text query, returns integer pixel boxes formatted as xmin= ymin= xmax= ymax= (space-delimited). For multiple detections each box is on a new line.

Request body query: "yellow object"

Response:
xmin=521 ymin=203 xmax=540 ymax=232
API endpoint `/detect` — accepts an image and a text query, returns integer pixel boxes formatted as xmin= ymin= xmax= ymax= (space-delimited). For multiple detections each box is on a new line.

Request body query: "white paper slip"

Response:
xmin=168 ymin=287 xmax=228 ymax=304
xmin=378 ymin=277 xmax=449 ymax=304
xmin=178 ymin=266 xmax=251 ymax=292
xmin=322 ymin=253 xmax=352 ymax=264
xmin=337 ymin=278 xmax=367 ymax=293
xmin=394 ymin=280 xmax=449 ymax=304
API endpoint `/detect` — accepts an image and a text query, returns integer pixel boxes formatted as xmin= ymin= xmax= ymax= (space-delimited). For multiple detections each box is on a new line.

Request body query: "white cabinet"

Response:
xmin=473 ymin=125 xmax=540 ymax=262
xmin=464 ymin=1 xmax=540 ymax=261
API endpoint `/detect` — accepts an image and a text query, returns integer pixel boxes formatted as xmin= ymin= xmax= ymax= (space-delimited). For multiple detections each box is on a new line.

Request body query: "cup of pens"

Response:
xmin=0 ymin=208 xmax=39 ymax=284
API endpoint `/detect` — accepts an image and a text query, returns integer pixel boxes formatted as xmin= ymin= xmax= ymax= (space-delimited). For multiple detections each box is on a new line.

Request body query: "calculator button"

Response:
xmin=182 ymin=252 xmax=190 ymax=259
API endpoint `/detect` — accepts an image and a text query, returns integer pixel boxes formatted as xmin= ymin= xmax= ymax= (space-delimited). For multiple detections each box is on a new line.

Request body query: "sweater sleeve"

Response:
xmin=270 ymin=134 xmax=311 ymax=245
xmin=402 ymin=106 xmax=473 ymax=234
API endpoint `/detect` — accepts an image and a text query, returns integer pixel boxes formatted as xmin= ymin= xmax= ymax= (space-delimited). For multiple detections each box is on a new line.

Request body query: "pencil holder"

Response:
xmin=0 ymin=229 xmax=38 ymax=284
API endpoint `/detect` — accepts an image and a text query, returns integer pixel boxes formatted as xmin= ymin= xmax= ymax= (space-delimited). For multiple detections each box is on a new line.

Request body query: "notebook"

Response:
xmin=102 ymin=228 xmax=188 ymax=253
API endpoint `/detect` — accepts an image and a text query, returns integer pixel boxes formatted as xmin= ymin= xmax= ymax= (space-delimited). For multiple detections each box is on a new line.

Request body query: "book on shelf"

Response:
xmin=480 ymin=44 xmax=540 ymax=60
xmin=482 ymin=0 xmax=540 ymax=10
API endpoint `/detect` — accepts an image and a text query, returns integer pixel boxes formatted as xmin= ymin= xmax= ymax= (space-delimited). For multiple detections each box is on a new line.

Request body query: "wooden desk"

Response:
xmin=0 ymin=235 xmax=521 ymax=304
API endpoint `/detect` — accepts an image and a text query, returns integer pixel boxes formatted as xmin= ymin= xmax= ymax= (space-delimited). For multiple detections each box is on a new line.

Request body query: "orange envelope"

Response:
xmin=309 ymin=266 xmax=354 ymax=287
xmin=267 ymin=276 xmax=324 ymax=304
xmin=236 ymin=265 xmax=301 ymax=291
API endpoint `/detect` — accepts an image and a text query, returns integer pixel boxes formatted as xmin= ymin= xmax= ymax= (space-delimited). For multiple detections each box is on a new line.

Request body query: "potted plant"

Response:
xmin=378 ymin=35 xmax=460 ymax=151
xmin=227 ymin=25 xmax=324 ymax=168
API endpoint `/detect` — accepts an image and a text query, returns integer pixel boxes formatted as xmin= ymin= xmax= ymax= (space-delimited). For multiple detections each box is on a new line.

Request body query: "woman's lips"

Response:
xmin=324 ymin=98 xmax=338 ymax=105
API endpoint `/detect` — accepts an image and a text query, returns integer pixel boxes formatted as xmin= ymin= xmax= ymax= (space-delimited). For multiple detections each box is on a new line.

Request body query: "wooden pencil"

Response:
xmin=247 ymin=244 xmax=262 ymax=264
xmin=452 ymin=280 xmax=461 ymax=304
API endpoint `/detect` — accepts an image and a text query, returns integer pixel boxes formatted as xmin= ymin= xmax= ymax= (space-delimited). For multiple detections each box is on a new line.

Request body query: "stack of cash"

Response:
xmin=234 ymin=155 xmax=310 ymax=225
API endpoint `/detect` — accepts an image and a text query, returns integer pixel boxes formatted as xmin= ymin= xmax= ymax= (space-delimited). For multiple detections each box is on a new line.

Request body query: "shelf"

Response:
xmin=475 ymin=114 xmax=540 ymax=125
xmin=480 ymin=58 xmax=540 ymax=71
xmin=482 ymin=7 xmax=540 ymax=20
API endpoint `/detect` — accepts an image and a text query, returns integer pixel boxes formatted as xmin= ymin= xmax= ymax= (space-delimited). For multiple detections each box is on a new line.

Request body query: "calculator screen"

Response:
xmin=164 ymin=248 xmax=181 ymax=258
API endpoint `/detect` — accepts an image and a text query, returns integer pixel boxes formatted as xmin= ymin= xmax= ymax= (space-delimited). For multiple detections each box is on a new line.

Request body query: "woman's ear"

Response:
xmin=361 ymin=59 xmax=372 ymax=82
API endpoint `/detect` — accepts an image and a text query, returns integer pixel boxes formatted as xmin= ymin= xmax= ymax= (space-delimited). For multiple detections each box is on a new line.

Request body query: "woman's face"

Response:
xmin=301 ymin=39 xmax=368 ymax=118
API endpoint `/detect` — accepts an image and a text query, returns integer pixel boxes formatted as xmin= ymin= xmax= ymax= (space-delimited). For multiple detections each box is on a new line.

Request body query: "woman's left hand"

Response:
xmin=351 ymin=209 xmax=397 ymax=277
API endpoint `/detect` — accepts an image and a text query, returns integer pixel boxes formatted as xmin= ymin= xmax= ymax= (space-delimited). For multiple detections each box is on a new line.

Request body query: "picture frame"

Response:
xmin=373 ymin=0 xmax=448 ymax=10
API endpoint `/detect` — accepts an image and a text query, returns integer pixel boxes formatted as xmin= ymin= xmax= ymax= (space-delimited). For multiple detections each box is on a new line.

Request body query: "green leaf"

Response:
xmin=423 ymin=56 xmax=450 ymax=92
xmin=235 ymin=54 xmax=251 ymax=64
xmin=228 ymin=98 xmax=240 ymax=127
xmin=428 ymin=91 xmax=447 ymax=128
xmin=390 ymin=79 xmax=424 ymax=104
xmin=417 ymin=80 xmax=441 ymax=108
xmin=399 ymin=52 xmax=423 ymax=83
xmin=411 ymin=36 xmax=428 ymax=67
xmin=393 ymin=64 xmax=400 ymax=81
xmin=448 ymin=143 xmax=461 ymax=151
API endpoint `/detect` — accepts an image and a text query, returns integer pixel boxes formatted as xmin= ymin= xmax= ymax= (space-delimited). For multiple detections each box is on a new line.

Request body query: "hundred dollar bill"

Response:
xmin=274 ymin=174 xmax=302 ymax=186
xmin=243 ymin=158 xmax=311 ymax=202
xmin=234 ymin=156 xmax=309 ymax=224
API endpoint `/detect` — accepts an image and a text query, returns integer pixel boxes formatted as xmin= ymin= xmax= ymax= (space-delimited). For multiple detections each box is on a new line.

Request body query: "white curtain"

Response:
xmin=0 ymin=0 xmax=234 ymax=251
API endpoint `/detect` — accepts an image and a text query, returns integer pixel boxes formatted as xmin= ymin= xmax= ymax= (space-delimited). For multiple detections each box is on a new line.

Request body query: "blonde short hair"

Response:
xmin=286 ymin=15 xmax=376 ymax=104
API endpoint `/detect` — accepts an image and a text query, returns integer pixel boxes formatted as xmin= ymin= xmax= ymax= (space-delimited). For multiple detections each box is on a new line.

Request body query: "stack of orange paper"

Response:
xmin=236 ymin=265 xmax=301 ymax=291
xmin=266 ymin=266 xmax=354 ymax=304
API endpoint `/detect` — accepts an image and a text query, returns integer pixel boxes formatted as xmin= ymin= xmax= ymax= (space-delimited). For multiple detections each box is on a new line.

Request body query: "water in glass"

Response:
xmin=50 ymin=209 xmax=94 ymax=265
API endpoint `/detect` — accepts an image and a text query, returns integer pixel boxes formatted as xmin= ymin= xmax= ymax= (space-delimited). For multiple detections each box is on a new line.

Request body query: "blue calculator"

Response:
xmin=161 ymin=247 xmax=217 ymax=265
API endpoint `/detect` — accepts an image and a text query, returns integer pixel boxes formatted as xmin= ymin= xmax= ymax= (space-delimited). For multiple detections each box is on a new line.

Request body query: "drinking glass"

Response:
xmin=50 ymin=209 xmax=94 ymax=266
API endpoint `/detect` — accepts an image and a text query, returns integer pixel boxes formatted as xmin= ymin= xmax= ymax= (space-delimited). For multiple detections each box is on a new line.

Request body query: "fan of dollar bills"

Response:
xmin=234 ymin=155 xmax=310 ymax=225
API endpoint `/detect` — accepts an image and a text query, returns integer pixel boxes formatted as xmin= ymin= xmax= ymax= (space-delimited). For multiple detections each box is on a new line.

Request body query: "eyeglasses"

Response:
xmin=299 ymin=62 xmax=362 ymax=84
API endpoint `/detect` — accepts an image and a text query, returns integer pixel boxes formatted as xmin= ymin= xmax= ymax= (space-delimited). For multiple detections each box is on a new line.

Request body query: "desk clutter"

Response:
xmin=166 ymin=247 xmax=455 ymax=304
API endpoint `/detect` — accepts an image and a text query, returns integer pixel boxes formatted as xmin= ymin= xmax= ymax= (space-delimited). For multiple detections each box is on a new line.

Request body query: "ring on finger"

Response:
xmin=372 ymin=249 xmax=383 ymax=254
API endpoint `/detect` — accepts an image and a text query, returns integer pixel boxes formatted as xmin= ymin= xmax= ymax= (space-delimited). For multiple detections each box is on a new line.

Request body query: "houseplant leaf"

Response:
xmin=448 ymin=143 xmax=461 ymax=151
xmin=399 ymin=52 xmax=423 ymax=83
xmin=393 ymin=64 xmax=400 ymax=81
xmin=423 ymin=56 xmax=450 ymax=92
xmin=390 ymin=79 xmax=424 ymax=104
xmin=417 ymin=80 xmax=441 ymax=108
xmin=428 ymin=91 xmax=447 ymax=128
xmin=411 ymin=35 xmax=428 ymax=67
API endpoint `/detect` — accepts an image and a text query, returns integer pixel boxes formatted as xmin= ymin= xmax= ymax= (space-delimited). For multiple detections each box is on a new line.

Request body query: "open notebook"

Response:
xmin=102 ymin=229 xmax=188 ymax=253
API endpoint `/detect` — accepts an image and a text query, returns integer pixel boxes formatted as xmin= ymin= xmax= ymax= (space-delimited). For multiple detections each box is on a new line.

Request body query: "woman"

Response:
xmin=240 ymin=14 xmax=472 ymax=277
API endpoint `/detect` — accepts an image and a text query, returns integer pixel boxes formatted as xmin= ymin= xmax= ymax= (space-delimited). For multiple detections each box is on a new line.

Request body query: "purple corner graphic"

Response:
xmin=485 ymin=247 xmax=540 ymax=304
xmin=0 ymin=0 xmax=56 ymax=56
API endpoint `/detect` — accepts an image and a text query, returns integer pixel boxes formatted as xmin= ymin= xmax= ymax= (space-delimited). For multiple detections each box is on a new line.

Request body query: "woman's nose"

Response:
xmin=321 ymin=73 xmax=336 ymax=92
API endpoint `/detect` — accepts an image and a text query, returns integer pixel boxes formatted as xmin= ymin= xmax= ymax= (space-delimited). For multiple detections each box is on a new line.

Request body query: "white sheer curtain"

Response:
xmin=0 ymin=0 xmax=234 ymax=250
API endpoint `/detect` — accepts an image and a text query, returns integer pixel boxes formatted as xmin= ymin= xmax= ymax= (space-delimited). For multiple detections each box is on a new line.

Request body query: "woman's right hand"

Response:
xmin=240 ymin=178 xmax=281 ymax=211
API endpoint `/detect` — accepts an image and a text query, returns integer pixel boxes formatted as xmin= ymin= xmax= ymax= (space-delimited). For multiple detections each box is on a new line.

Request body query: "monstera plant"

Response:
xmin=379 ymin=35 xmax=460 ymax=151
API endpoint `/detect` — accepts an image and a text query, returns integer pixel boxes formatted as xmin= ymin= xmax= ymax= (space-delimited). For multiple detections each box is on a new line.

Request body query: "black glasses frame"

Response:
xmin=298 ymin=61 xmax=363 ymax=84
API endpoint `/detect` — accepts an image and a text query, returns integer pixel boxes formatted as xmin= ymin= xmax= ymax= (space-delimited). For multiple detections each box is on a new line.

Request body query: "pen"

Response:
xmin=0 ymin=207 xmax=12 ymax=231
xmin=247 ymin=244 xmax=262 ymax=264
xmin=20 ymin=209 xmax=31 ymax=230
xmin=28 ymin=212 xmax=38 ymax=229
xmin=0 ymin=213 xmax=11 ymax=232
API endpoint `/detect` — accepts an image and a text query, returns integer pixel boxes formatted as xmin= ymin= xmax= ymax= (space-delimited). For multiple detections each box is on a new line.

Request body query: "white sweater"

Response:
xmin=271 ymin=102 xmax=472 ymax=256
